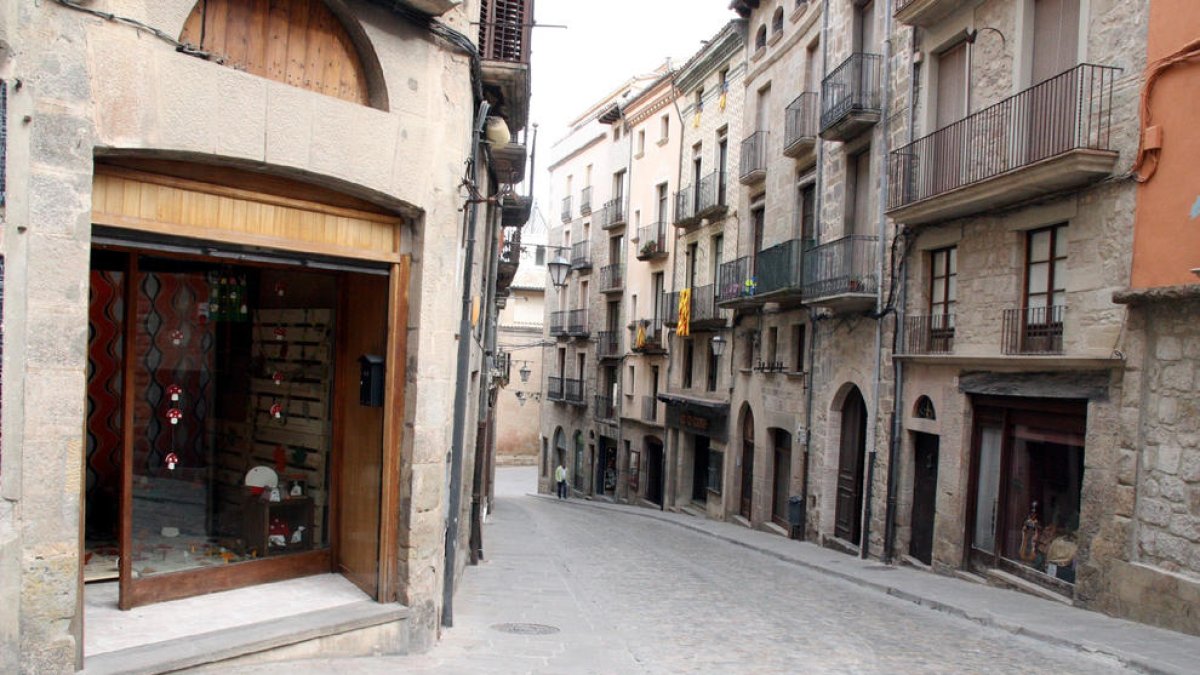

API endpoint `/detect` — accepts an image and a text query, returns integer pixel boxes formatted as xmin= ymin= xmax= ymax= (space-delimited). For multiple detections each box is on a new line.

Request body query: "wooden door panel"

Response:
xmin=909 ymin=433 xmax=939 ymax=565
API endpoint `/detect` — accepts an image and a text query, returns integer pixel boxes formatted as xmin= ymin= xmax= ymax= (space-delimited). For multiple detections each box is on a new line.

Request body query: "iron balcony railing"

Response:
xmin=802 ymin=235 xmax=879 ymax=300
xmin=549 ymin=310 xmax=568 ymax=336
xmin=820 ymin=53 xmax=883 ymax=132
xmin=597 ymin=330 xmax=621 ymax=359
xmin=754 ymin=238 xmax=806 ymax=296
xmin=1002 ymin=305 xmax=1065 ymax=355
xmin=547 ymin=376 xmax=564 ymax=401
xmin=602 ymin=198 xmax=626 ymax=228
xmin=739 ymin=131 xmax=768 ymax=181
xmin=674 ymin=185 xmax=697 ymax=225
xmin=894 ymin=0 xmax=918 ymax=12
xmin=889 ymin=64 xmax=1120 ymax=211
xmin=560 ymin=196 xmax=572 ymax=223
xmin=600 ymin=263 xmax=624 ymax=292
xmin=685 ymin=284 xmax=720 ymax=324
xmin=784 ymin=92 xmax=819 ymax=153
xmin=580 ymin=186 xmax=592 ymax=215
xmin=900 ymin=314 xmax=956 ymax=355
xmin=571 ymin=241 xmax=591 ymax=270
xmin=594 ymin=395 xmax=616 ymax=420
xmin=637 ymin=223 xmax=668 ymax=260
xmin=697 ymin=170 xmax=726 ymax=215
xmin=641 ymin=395 xmax=659 ymax=423
xmin=478 ymin=0 xmax=533 ymax=64
xmin=717 ymin=256 xmax=755 ymax=303
xmin=564 ymin=377 xmax=585 ymax=403
xmin=567 ymin=308 xmax=589 ymax=335
xmin=630 ymin=318 xmax=665 ymax=352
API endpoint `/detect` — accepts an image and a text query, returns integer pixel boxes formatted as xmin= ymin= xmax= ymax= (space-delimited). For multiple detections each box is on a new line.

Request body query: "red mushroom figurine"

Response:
xmin=272 ymin=371 xmax=284 ymax=386
xmin=166 ymin=408 xmax=183 ymax=425
xmin=270 ymin=402 xmax=283 ymax=419
xmin=273 ymin=327 xmax=286 ymax=341
xmin=167 ymin=384 xmax=183 ymax=402
xmin=164 ymin=452 xmax=180 ymax=470
xmin=170 ymin=329 xmax=185 ymax=346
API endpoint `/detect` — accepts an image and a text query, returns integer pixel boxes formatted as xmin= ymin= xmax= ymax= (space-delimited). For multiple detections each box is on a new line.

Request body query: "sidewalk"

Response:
xmin=535 ymin=493 xmax=1200 ymax=675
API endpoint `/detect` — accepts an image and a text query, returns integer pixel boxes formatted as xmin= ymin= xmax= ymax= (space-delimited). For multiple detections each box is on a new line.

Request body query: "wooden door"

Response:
xmin=740 ymin=410 xmax=755 ymax=520
xmin=692 ymin=436 xmax=711 ymax=503
xmin=835 ymin=388 xmax=868 ymax=544
xmin=909 ymin=433 xmax=939 ymax=565
xmin=336 ymin=274 xmax=389 ymax=598
xmin=646 ymin=440 xmax=664 ymax=505
xmin=772 ymin=431 xmax=792 ymax=527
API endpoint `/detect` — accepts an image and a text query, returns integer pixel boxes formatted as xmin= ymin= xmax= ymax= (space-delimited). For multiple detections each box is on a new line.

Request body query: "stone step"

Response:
xmin=984 ymin=568 xmax=1074 ymax=605
xmin=84 ymin=601 xmax=409 ymax=675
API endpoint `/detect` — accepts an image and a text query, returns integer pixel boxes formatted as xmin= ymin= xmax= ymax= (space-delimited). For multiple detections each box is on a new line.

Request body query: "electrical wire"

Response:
xmin=52 ymin=0 xmax=216 ymax=59
xmin=1131 ymin=37 xmax=1200 ymax=183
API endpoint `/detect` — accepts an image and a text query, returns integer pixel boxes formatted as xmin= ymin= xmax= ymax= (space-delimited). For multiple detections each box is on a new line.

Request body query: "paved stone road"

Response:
xmin=241 ymin=467 xmax=1131 ymax=674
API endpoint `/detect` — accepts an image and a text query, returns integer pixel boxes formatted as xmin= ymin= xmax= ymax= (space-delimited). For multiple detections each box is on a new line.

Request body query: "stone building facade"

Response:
xmin=0 ymin=0 xmax=533 ymax=670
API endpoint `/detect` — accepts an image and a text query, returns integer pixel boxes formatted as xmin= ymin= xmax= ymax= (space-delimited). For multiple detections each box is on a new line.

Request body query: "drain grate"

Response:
xmin=491 ymin=622 xmax=561 ymax=635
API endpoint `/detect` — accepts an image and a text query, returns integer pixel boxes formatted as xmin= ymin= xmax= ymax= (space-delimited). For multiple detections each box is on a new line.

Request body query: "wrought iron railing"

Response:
xmin=889 ymin=64 xmax=1120 ymax=211
xmin=641 ymin=395 xmax=659 ymax=423
xmin=594 ymin=395 xmax=616 ymax=420
xmin=697 ymin=170 xmax=726 ymax=214
xmin=580 ymin=186 xmax=592 ymax=214
xmin=567 ymin=308 xmax=589 ymax=335
xmin=637 ymin=223 xmax=668 ymax=260
xmin=564 ymin=377 xmax=585 ymax=403
xmin=549 ymin=310 xmax=568 ymax=335
xmin=784 ymin=92 xmax=819 ymax=152
xmin=899 ymin=314 xmax=955 ymax=355
xmin=718 ymin=256 xmax=755 ymax=303
xmin=801 ymin=235 xmax=878 ymax=299
xmin=690 ymin=284 xmax=720 ymax=324
xmin=754 ymin=239 xmax=805 ymax=296
xmin=674 ymin=185 xmax=697 ymax=225
xmin=630 ymin=318 xmax=665 ymax=352
xmin=602 ymin=198 xmax=626 ymax=228
xmin=600 ymin=263 xmax=624 ymax=292
xmin=560 ymin=195 xmax=572 ymax=223
xmin=739 ymin=131 xmax=768 ymax=180
xmin=1002 ymin=305 xmax=1064 ymax=355
xmin=547 ymin=376 xmax=564 ymax=401
xmin=571 ymin=241 xmax=591 ymax=269
xmin=820 ymin=53 xmax=883 ymax=132
xmin=478 ymin=0 xmax=533 ymax=64
xmin=597 ymin=330 xmax=621 ymax=359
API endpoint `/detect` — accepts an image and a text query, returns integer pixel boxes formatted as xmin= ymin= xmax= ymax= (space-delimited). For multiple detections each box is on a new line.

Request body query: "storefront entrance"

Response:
xmin=691 ymin=436 xmax=711 ymax=504
xmin=771 ymin=430 xmax=792 ymax=528
xmin=969 ymin=396 xmax=1085 ymax=591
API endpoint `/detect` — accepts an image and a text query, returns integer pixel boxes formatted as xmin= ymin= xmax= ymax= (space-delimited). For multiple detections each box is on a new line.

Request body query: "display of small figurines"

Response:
xmin=207 ymin=271 xmax=250 ymax=322
xmin=290 ymin=526 xmax=306 ymax=545
xmin=268 ymin=486 xmax=282 ymax=502
xmin=289 ymin=481 xmax=303 ymax=497
xmin=268 ymin=517 xmax=290 ymax=548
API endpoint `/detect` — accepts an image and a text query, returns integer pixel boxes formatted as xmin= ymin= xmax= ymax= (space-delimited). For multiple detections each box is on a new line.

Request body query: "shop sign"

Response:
xmin=664 ymin=399 xmax=728 ymax=442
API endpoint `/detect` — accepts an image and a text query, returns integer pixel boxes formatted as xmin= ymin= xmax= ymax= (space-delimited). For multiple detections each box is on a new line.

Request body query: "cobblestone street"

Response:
xmin=229 ymin=467 xmax=1154 ymax=674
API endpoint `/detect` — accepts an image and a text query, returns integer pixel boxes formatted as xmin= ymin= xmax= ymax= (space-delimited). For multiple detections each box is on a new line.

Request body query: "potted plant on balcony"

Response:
xmin=639 ymin=239 xmax=660 ymax=259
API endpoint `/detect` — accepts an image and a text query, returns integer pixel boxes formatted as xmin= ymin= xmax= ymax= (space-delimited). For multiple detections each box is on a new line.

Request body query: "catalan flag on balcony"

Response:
xmin=677 ymin=288 xmax=692 ymax=337
xmin=719 ymin=91 xmax=727 ymax=112
xmin=635 ymin=322 xmax=647 ymax=349
xmin=693 ymin=110 xmax=701 ymax=128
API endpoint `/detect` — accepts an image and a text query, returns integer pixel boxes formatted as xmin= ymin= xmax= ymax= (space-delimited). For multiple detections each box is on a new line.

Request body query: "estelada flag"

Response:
xmin=677 ymin=288 xmax=692 ymax=337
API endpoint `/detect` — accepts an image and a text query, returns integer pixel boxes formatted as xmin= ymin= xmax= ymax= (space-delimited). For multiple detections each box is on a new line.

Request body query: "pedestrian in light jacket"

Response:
xmin=555 ymin=463 xmax=568 ymax=499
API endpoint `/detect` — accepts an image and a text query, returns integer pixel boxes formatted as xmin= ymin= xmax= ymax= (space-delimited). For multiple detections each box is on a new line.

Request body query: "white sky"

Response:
xmin=527 ymin=0 xmax=737 ymax=215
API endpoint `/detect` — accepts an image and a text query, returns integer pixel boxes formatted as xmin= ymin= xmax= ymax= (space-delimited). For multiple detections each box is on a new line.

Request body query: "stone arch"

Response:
xmin=913 ymin=395 xmax=937 ymax=420
xmin=179 ymin=0 xmax=389 ymax=110
xmin=772 ymin=7 xmax=785 ymax=34
xmin=552 ymin=426 xmax=566 ymax=465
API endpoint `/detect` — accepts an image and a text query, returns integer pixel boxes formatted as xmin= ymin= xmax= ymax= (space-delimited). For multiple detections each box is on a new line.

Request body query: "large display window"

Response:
xmin=968 ymin=397 xmax=1086 ymax=591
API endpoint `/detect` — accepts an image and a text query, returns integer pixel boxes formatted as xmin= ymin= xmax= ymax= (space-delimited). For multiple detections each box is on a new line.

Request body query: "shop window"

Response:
xmin=707 ymin=450 xmax=724 ymax=494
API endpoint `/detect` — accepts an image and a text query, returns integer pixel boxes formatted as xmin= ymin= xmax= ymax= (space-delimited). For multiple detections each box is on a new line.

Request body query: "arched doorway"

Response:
xmin=552 ymin=427 xmax=566 ymax=469
xmin=771 ymin=429 xmax=792 ymax=528
xmin=835 ymin=386 xmax=868 ymax=545
xmin=740 ymin=407 xmax=755 ymax=520
xmin=572 ymin=431 xmax=585 ymax=492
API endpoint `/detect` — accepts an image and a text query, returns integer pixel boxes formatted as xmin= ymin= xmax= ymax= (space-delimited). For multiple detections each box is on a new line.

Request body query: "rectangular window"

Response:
xmin=613 ymin=170 xmax=626 ymax=201
xmin=687 ymin=242 xmax=699 ymax=288
xmin=535 ymin=245 xmax=546 ymax=266
xmin=846 ymin=147 xmax=872 ymax=235
xmin=660 ymin=114 xmax=670 ymax=141
xmin=792 ymin=323 xmax=806 ymax=372
xmin=743 ymin=330 xmax=756 ymax=369
xmin=766 ymin=326 xmax=778 ymax=367
xmin=682 ymin=339 xmax=695 ymax=388
xmin=637 ymin=130 xmax=646 ymax=155
xmin=930 ymin=246 xmax=958 ymax=318
xmin=1025 ymin=226 xmax=1066 ymax=311
xmin=695 ymin=88 xmax=704 ymax=112
xmin=797 ymin=179 xmax=816 ymax=248
xmin=627 ymin=365 xmax=636 ymax=395
xmin=711 ymin=234 xmax=724 ymax=284
xmin=706 ymin=340 xmax=719 ymax=392
xmin=717 ymin=129 xmax=729 ymax=205
xmin=656 ymin=183 xmax=669 ymax=223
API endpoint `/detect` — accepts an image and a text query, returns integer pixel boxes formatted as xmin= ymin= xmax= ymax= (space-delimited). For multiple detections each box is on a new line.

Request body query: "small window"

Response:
xmin=718 ymin=68 xmax=729 ymax=93
xmin=772 ymin=7 xmax=784 ymax=34
xmin=627 ymin=365 xmax=636 ymax=394
xmin=695 ymin=88 xmax=704 ymax=112
xmin=755 ymin=25 xmax=767 ymax=50
xmin=682 ymin=339 xmax=695 ymax=388
xmin=706 ymin=340 xmax=719 ymax=392
xmin=637 ymin=129 xmax=646 ymax=155
xmin=660 ymin=114 xmax=670 ymax=141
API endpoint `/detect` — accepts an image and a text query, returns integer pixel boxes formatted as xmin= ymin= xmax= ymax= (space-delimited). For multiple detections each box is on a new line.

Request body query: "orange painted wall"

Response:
xmin=1131 ymin=0 xmax=1200 ymax=289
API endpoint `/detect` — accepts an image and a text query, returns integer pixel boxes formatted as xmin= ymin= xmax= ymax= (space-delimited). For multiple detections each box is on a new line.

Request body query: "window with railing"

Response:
xmin=597 ymin=331 xmax=621 ymax=359
xmin=637 ymin=223 xmax=667 ymax=260
xmin=600 ymin=263 xmax=624 ymax=292
xmin=567 ymin=308 xmax=589 ymax=335
xmin=739 ymin=131 xmax=768 ymax=180
xmin=820 ymin=53 xmax=883 ymax=131
xmin=549 ymin=310 xmax=568 ymax=335
xmin=717 ymin=257 xmax=754 ymax=303
xmin=570 ymin=241 xmax=591 ymax=269
xmin=580 ymin=186 xmax=592 ymax=214
xmin=784 ymin=92 xmax=819 ymax=152
xmin=801 ymin=235 xmax=878 ymax=299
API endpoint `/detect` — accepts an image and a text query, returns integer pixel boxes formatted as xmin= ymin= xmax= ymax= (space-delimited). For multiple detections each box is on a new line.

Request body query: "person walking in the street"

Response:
xmin=555 ymin=463 xmax=568 ymax=499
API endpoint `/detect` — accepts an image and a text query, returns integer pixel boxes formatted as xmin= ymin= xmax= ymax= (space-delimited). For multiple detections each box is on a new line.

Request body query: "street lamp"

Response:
xmin=711 ymin=333 xmax=727 ymax=357
xmin=547 ymin=255 xmax=570 ymax=288
xmin=519 ymin=362 xmax=531 ymax=383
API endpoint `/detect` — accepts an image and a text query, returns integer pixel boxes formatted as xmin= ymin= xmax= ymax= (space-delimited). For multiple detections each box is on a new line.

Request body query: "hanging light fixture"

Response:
xmin=547 ymin=255 xmax=571 ymax=288
xmin=519 ymin=362 xmax=531 ymax=383
xmin=711 ymin=333 xmax=727 ymax=357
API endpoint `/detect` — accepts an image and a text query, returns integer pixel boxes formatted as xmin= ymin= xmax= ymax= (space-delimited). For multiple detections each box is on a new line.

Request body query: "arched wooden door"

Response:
xmin=740 ymin=408 xmax=755 ymax=520
xmin=835 ymin=387 xmax=868 ymax=544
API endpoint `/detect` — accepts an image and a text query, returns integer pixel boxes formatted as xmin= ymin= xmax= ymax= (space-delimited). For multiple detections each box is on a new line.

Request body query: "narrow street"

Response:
xmin=233 ymin=467 xmax=1136 ymax=674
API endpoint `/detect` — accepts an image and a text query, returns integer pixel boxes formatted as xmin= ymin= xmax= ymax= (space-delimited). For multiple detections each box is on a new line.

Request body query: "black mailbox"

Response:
xmin=358 ymin=354 xmax=385 ymax=407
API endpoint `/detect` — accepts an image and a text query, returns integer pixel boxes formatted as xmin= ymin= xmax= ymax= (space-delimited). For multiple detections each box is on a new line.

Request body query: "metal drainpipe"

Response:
xmin=615 ymin=107 xmax=632 ymax=504
xmin=862 ymin=0 xmax=896 ymax=561
xmin=471 ymin=196 xmax=502 ymax=562
xmin=443 ymin=100 xmax=490 ymax=628
xmin=883 ymin=26 xmax=921 ymax=565
xmin=661 ymin=61 xmax=685 ymax=512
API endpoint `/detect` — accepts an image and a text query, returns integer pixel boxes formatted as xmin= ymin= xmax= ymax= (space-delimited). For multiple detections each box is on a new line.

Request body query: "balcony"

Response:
xmin=716 ymin=256 xmax=757 ymax=308
xmin=784 ymin=92 xmax=819 ymax=159
xmin=549 ymin=310 xmax=568 ymax=337
xmin=665 ymin=285 xmax=724 ymax=330
xmin=753 ymin=238 xmax=809 ymax=306
xmin=674 ymin=185 xmax=699 ymax=227
xmin=560 ymin=196 xmax=572 ymax=223
xmin=898 ymin=314 xmax=956 ymax=355
xmin=894 ymin=0 xmax=968 ymax=28
xmin=820 ymin=53 xmax=882 ymax=141
xmin=600 ymin=263 xmax=624 ymax=294
xmin=696 ymin=171 xmax=729 ymax=220
xmin=501 ymin=193 xmax=533 ymax=228
xmin=802 ymin=235 xmax=878 ymax=313
xmin=547 ymin=376 xmax=564 ymax=401
xmin=601 ymin=198 xmax=626 ymax=229
xmin=637 ymin=223 xmax=668 ymax=261
xmin=597 ymin=330 xmax=621 ymax=360
xmin=567 ymin=308 xmax=590 ymax=337
xmin=739 ymin=131 xmax=768 ymax=184
xmin=630 ymin=319 xmax=666 ymax=355
xmin=571 ymin=241 xmax=592 ymax=272
xmin=563 ymin=377 xmax=586 ymax=405
xmin=497 ymin=225 xmax=522 ymax=294
xmin=580 ymin=186 xmax=592 ymax=215
xmin=489 ymin=140 xmax=528 ymax=184
xmin=888 ymin=64 xmax=1120 ymax=226
xmin=1002 ymin=305 xmax=1064 ymax=355
xmin=478 ymin=0 xmax=532 ymax=132
xmin=594 ymin=395 xmax=616 ymax=421
xmin=641 ymin=395 xmax=661 ymax=424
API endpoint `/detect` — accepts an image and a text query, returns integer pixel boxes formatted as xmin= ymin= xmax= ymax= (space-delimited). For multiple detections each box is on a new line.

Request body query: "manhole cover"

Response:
xmin=491 ymin=622 xmax=561 ymax=635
